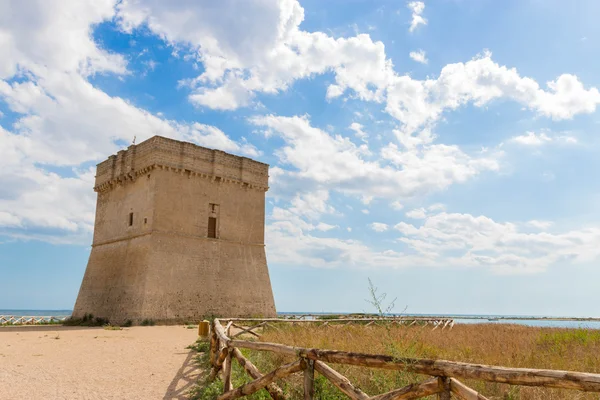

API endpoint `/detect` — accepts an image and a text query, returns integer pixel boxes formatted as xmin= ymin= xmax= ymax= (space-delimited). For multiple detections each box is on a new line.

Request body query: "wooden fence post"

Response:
xmin=304 ymin=359 xmax=314 ymax=400
xmin=438 ymin=377 xmax=451 ymax=400
xmin=210 ymin=323 xmax=218 ymax=366
xmin=224 ymin=349 xmax=233 ymax=393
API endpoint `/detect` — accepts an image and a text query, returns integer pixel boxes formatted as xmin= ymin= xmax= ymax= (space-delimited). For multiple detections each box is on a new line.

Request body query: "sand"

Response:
xmin=0 ymin=325 xmax=203 ymax=400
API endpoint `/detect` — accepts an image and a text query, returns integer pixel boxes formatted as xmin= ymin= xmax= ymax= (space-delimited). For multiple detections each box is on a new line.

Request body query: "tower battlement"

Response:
xmin=94 ymin=136 xmax=269 ymax=193
xmin=73 ymin=135 xmax=276 ymax=323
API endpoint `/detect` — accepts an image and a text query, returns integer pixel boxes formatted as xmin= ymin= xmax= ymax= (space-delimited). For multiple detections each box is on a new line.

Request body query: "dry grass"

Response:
xmin=237 ymin=323 xmax=600 ymax=400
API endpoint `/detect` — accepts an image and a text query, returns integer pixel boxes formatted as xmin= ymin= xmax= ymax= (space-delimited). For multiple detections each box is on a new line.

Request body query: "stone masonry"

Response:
xmin=72 ymin=136 xmax=277 ymax=323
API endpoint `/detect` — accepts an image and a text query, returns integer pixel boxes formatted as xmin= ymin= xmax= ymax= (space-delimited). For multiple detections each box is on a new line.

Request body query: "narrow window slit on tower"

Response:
xmin=129 ymin=212 xmax=133 ymax=226
xmin=208 ymin=217 xmax=217 ymax=238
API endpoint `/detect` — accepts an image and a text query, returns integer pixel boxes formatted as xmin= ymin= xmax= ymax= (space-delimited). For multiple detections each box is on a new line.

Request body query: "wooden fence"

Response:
xmin=0 ymin=315 xmax=68 ymax=325
xmin=225 ymin=317 xmax=455 ymax=331
xmin=209 ymin=318 xmax=600 ymax=400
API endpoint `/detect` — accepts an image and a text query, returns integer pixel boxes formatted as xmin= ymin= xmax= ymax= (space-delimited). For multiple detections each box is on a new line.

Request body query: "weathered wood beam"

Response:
xmin=231 ymin=348 xmax=286 ymax=400
xmin=231 ymin=322 xmax=266 ymax=339
xmin=223 ymin=350 xmax=233 ymax=392
xmin=437 ymin=377 xmax=451 ymax=400
xmin=223 ymin=318 xmax=453 ymax=324
xmin=210 ymin=329 xmax=218 ymax=366
xmin=228 ymin=339 xmax=600 ymax=392
xmin=209 ymin=347 xmax=230 ymax=381
xmin=370 ymin=377 xmax=442 ymax=400
xmin=449 ymin=378 xmax=490 ymax=400
xmin=314 ymin=361 xmax=369 ymax=400
xmin=304 ymin=359 xmax=315 ymax=400
xmin=225 ymin=321 xmax=234 ymax=337
xmin=217 ymin=360 xmax=304 ymax=400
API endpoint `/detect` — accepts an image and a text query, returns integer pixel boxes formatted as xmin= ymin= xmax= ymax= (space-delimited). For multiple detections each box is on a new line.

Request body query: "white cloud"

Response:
xmin=316 ymin=222 xmax=337 ymax=232
xmin=510 ymin=131 xmax=552 ymax=146
xmin=407 ymin=2 xmax=427 ymax=33
xmin=409 ymin=50 xmax=428 ymax=64
xmin=361 ymin=209 xmax=370 ymax=214
xmin=250 ymin=114 xmax=500 ymax=200
xmin=0 ymin=0 xmax=126 ymax=78
xmin=391 ymin=201 xmax=404 ymax=210
xmin=266 ymin=191 xmax=422 ymax=269
xmin=395 ymin=211 xmax=600 ymax=273
xmin=117 ymin=0 xmax=395 ymax=110
xmin=406 ymin=208 xmax=427 ymax=219
xmin=386 ymin=52 xmax=600 ymax=138
xmin=0 ymin=0 xmax=262 ymax=242
xmin=349 ymin=122 xmax=368 ymax=142
xmin=510 ymin=131 xmax=578 ymax=146
xmin=428 ymin=203 xmax=445 ymax=212
xmin=527 ymin=220 xmax=554 ymax=230
xmin=370 ymin=222 xmax=389 ymax=232
xmin=115 ymin=1 xmax=600 ymax=138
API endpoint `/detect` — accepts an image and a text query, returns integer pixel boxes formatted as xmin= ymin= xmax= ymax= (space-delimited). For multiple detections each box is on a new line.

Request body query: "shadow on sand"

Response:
xmin=163 ymin=349 xmax=204 ymax=400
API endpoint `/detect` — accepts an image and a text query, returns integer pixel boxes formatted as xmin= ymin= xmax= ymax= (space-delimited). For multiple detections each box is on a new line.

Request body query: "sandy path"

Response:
xmin=0 ymin=325 xmax=202 ymax=400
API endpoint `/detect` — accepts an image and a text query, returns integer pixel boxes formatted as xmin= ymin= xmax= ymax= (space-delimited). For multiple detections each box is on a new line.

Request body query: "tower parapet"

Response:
xmin=94 ymin=136 xmax=269 ymax=193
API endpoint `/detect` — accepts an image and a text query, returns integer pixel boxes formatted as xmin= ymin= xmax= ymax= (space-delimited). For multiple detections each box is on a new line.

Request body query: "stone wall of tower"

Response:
xmin=73 ymin=136 xmax=276 ymax=323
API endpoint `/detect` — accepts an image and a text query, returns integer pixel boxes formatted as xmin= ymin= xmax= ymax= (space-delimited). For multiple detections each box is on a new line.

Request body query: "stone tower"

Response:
xmin=73 ymin=136 xmax=276 ymax=323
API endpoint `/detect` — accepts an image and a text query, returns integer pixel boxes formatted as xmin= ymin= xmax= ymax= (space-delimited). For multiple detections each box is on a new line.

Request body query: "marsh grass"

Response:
xmin=249 ymin=322 xmax=600 ymax=399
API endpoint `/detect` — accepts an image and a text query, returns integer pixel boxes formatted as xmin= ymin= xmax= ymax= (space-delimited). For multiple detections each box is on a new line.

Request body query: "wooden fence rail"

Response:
xmin=0 ymin=315 xmax=68 ymax=325
xmin=222 ymin=317 xmax=456 ymax=331
xmin=209 ymin=318 xmax=600 ymax=400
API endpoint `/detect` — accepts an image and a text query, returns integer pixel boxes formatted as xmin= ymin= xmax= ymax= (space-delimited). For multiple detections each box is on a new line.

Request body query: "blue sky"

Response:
xmin=1 ymin=0 xmax=600 ymax=316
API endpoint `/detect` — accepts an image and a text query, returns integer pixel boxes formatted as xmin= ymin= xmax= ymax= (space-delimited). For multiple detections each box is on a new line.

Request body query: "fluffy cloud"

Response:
xmin=391 ymin=201 xmax=404 ymax=210
xmin=395 ymin=211 xmax=600 ymax=273
xmin=526 ymin=220 xmax=554 ymax=229
xmin=409 ymin=50 xmax=428 ymax=64
xmin=370 ymin=222 xmax=389 ymax=232
xmin=405 ymin=208 xmax=427 ymax=219
xmin=510 ymin=131 xmax=577 ymax=146
xmin=0 ymin=0 xmax=262 ymax=242
xmin=407 ymin=2 xmax=427 ymax=33
xmin=117 ymin=0 xmax=395 ymax=109
xmin=115 ymin=1 xmax=600 ymax=141
xmin=266 ymin=191 xmax=418 ymax=269
xmin=0 ymin=0 xmax=126 ymax=78
xmin=349 ymin=122 xmax=368 ymax=142
xmin=250 ymin=114 xmax=500 ymax=199
xmin=386 ymin=52 xmax=600 ymax=137
xmin=510 ymin=131 xmax=552 ymax=146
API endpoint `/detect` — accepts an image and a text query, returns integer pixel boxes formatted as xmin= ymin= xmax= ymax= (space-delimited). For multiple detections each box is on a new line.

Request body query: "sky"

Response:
xmin=1 ymin=0 xmax=600 ymax=316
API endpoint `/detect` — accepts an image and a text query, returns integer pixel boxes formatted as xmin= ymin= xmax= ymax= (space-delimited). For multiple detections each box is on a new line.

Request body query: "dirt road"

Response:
xmin=0 ymin=325 xmax=202 ymax=399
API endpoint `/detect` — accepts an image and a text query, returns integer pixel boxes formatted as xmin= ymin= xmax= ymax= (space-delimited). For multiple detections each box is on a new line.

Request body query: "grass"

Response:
xmin=103 ymin=325 xmax=123 ymax=330
xmin=186 ymin=320 xmax=600 ymax=399
xmin=247 ymin=322 xmax=600 ymax=400
xmin=186 ymin=338 xmax=295 ymax=400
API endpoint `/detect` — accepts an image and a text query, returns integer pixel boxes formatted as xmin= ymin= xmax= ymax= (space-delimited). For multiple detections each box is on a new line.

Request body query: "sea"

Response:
xmin=2 ymin=310 xmax=600 ymax=329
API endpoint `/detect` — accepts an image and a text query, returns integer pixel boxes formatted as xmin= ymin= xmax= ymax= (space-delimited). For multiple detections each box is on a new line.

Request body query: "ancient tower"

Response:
xmin=73 ymin=136 xmax=276 ymax=323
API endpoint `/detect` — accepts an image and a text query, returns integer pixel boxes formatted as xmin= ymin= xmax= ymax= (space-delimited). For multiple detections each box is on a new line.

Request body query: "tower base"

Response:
xmin=73 ymin=231 xmax=276 ymax=323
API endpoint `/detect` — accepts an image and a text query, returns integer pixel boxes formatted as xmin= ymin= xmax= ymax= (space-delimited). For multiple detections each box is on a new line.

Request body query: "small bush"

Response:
xmin=103 ymin=325 xmax=122 ymax=330
xmin=121 ymin=320 xmax=133 ymax=327
xmin=141 ymin=318 xmax=155 ymax=326
xmin=187 ymin=339 xmax=210 ymax=353
xmin=63 ymin=313 xmax=110 ymax=327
